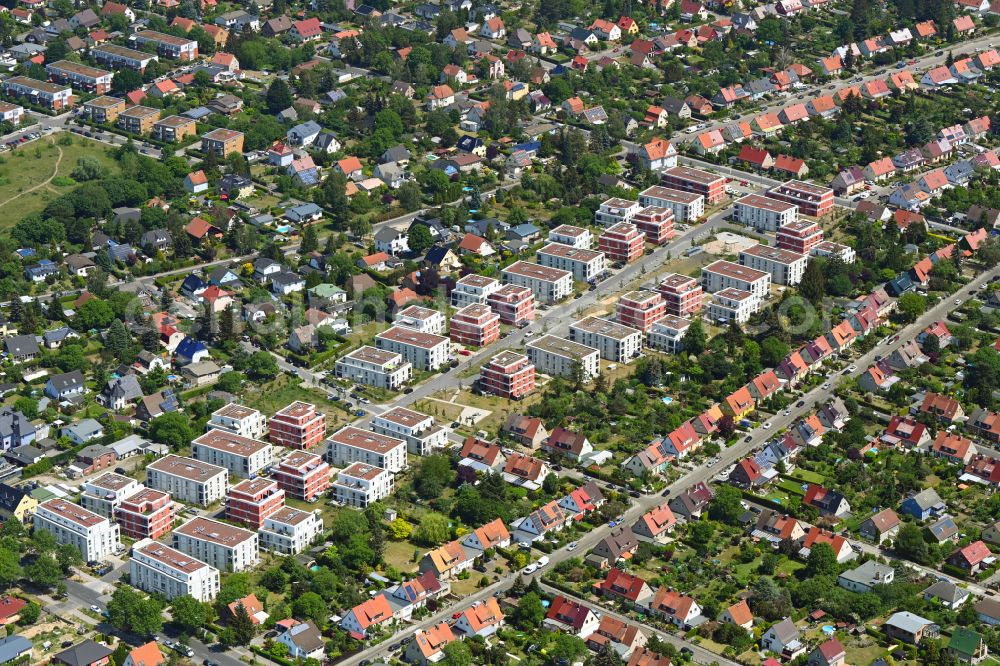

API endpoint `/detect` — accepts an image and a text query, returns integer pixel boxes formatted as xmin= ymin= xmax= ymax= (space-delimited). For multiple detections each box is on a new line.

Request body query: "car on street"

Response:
xmin=567 ymin=541 xmax=578 ymax=551
xmin=763 ymin=422 xmax=772 ymax=429
xmin=89 ymin=605 xmax=102 ymax=613
xmin=848 ymin=365 xmax=857 ymax=372
xmin=744 ymin=435 xmax=752 ymax=442
xmin=955 ymin=299 xmax=962 ymax=305
xmin=536 ymin=556 xmax=550 ymax=568
xmin=523 ymin=564 xmax=537 ymax=574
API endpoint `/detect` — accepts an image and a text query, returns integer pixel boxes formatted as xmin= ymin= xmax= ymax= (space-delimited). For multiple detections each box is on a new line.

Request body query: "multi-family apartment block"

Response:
xmin=326 ymin=426 xmax=407 ymax=473
xmin=225 ymin=478 xmax=285 ymax=529
xmin=767 ymin=180 xmax=834 ymax=217
xmin=450 ymin=304 xmax=500 ymax=347
xmin=739 ymin=244 xmax=808 ymax=286
xmin=594 ymin=198 xmax=640 ymax=227
xmin=79 ymin=472 xmax=140 ymax=518
xmin=526 ymin=335 xmax=601 ymax=380
xmin=3 ymin=77 xmax=72 ymax=110
xmin=647 ymin=315 xmax=693 ymax=353
xmin=130 ymin=539 xmax=220 ymax=602
xmin=632 ymin=206 xmax=675 ymax=244
xmin=207 ymin=403 xmax=267 ymax=440
xmin=701 ymin=260 xmax=771 ymax=309
xmin=82 ymin=96 xmax=126 ymax=123
xmin=599 ymin=223 xmax=645 ymax=264
xmin=451 ymin=274 xmax=500 ymax=308
xmin=569 ymin=317 xmax=643 ymax=363
xmin=92 ymin=44 xmax=159 ymax=72
xmin=708 ymin=288 xmax=757 ymax=324
xmin=192 ymin=429 xmax=273 ymax=479
xmin=271 ymin=450 xmax=331 ymax=502
xmin=259 ymin=506 xmax=323 ymax=555
xmin=548 ymin=224 xmax=593 ymax=249
xmin=0 ymin=102 xmax=23 ymax=125
xmin=502 ymin=261 xmax=573 ymax=303
xmin=371 ymin=407 xmax=448 ymax=457
xmin=46 ymin=60 xmax=113 ymax=93
xmin=335 ymin=346 xmax=412 ymax=390
xmin=660 ymin=166 xmax=726 ymax=204
xmin=332 ymin=463 xmax=394 ymax=508
xmin=173 ymin=516 xmax=259 ymax=572
xmin=201 ymin=128 xmax=244 ymax=157
xmin=375 ymin=326 xmax=450 ymax=371
xmin=487 ymin=284 xmax=535 ymax=326
xmin=657 ymin=273 xmax=703 ymax=317
xmin=733 ymin=194 xmax=798 ymax=231
xmin=152 ymin=115 xmax=197 ymax=143
xmin=115 ymin=488 xmax=176 ymax=540
xmin=536 ymin=243 xmax=607 ymax=282
xmin=479 ymin=351 xmax=536 ymax=400
xmin=118 ymin=105 xmax=161 ymax=134
xmin=269 ymin=401 xmax=326 ymax=450
xmin=395 ymin=306 xmax=447 ymax=335
xmin=776 ymin=219 xmax=824 ymax=254
xmin=34 ymin=499 xmax=121 ymax=562
xmin=130 ymin=30 xmax=198 ymax=60
xmin=638 ymin=186 xmax=705 ymax=222
xmin=146 ymin=455 xmax=228 ymax=506
xmin=617 ymin=290 xmax=666 ymax=332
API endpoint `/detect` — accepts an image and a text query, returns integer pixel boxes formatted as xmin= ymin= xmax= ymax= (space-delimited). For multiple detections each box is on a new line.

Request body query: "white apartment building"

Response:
xmin=371 ymin=407 xmax=448 ymax=456
xmin=501 ymin=261 xmax=573 ymax=303
xmin=647 ymin=315 xmax=693 ymax=353
xmin=811 ymin=240 xmax=857 ymax=264
xmin=594 ymin=197 xmax=641 ymax=227
xmin=739 ymin=244 xmax=808 ymax=286
xmin=332 ymin=462 xmax=394 ymax=508
xmin=526 ymin=335 xmax=601 ymax=380
xmin=548 ymin=224 xmax=594 ymax=249
xmin=569 ymin=317 xmax=643 ymax=363
xmin=375 ymin=326 xmax=450 ymax=371
xmin=701 ymin=260 xmax=771 ymax=309
xmin=34 ymin=499 xmax=121 ymax=562
xmin=326 ymin=426 xmax=408 ymax=473
xmin=536 ymin=243 xmax=607 ymax=282
xmin=173 ymin=516 xmax=259 ymax=572
xmin=80 ymin=472 xmax=140 ymax=518
xmin=733 ymin=194 xmax=798 ymax=231
xmin=259 ymin=506 xmax=324 ymax=555
xmin=395 ymin=306 xmax=447 ymax=335
xmin=708 ymin=288 xmax=757 ymax=324
xmin=451 ymin=274 xmax=501 ymax=308
xmin=146 ymin=455 xmax=229 ymax=506
xmin=335 ymin=346 xmax=412 ymax=390
xmin=207 ymin=403 xmax=267 ymax=440
xmin=638 ymin=186 xmax=705 ymax=222
xmin=130 ymin=538 xmax=221 ymax=601
xmin=192 ymin=429 xmax=274 ymax=479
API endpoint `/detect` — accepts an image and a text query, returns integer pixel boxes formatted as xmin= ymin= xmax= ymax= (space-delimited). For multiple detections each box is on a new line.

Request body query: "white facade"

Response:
xmin=708 ymin=288 xmax=757 ymax=324
xmin=207 ymin=403 xmax=267 ymax=440
xmin=526 ymin=335 xmax=601 ymax=380
xmin=451 ymin=274 xmax=501 ymax=308
xmin=335 ymin=346 xmax=412 ymax=390
xmin=739 ymin=244 xmax=808 ymax=286
xmin=395 ymin=306 xmax=447 ymax=335
xmin=647 ymin=315 xmax=692 ymax=353
xmin=34 ymin=499 xmax=121 ymax=562
xmin=594 ymin=198 xmax=640 ymax=227
xmin=332 ymin=462 xmax=394 ymax=507
xmin=130 ymin=538 xmax=221 ymax=601
xmin=501 ymin=261 xmax=573 ymax=303
xmin=146 ymin=455 xmax=229 ymax=506
xmin=326 ymin=426 xmax=408 ymax=472
xmin=638 ymin=186 xmax=705 ymax=222
xmin=259 ymin=506 xmax=324 ymax=555
xmin=536 ymin=244 xmax=607 ymax=282
xmin=192 ymin=430 xmax=274 ymax=479
xmin=701 ymin=260 xmax=771 ymax=310
xmin=733 ymin=194 xmax=798 ymax=231
xmin=173 ymin=516 xmax=259 ymax=572
xmin=548 ymin=224 xmax=593 ymax=249
xmin=375 ymin=326 xmax=450 ymax=371
xmin=371 ymin=407 xmax=448 ymax=456
xmin=80 ymin=473 xmax=141 ymax=518
xmin=568 ymin=317 xmax=643 ymax=363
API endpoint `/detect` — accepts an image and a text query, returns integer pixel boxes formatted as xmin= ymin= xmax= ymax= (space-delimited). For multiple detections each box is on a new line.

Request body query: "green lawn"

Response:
xmin=241 ymin=374 xmax=353 ymax=427
xmin=787 ymin=469 xmax=825 ymax=484
xmin=0 ymin=134 xmax=120 ymax=228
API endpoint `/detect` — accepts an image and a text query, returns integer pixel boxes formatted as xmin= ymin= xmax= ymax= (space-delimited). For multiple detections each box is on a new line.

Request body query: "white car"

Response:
xmin=763 ymin=422 xmax=772 ymax=429
xmin=89 ymin=605 xmax=102 ymax=614
xmin=523 ymin=564 xmax=537 ymax=574
xmin=955 ymin=299 xmax=962 ymax=305
xmin=822 ymin=383 xmax=831 ymax=389
xmin=847 ymin=365 xmax=857 ymax=372
xmin=567 ymin=542 xmax=578 ymax=551
xmin=536 ymin=556 xmax=550 ymax=568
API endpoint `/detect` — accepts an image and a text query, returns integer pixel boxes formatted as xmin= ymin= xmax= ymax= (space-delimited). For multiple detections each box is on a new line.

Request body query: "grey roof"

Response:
xmin=381 ymin=145 xmax=411 ymax=163
xmin=886 ymin=611 xmax=933 ymax=635
xmin=78 ymin=444 xmax=112 ymax=460
xmin=48 ymin=370 xmax=85 ymax=393
xmin=314 ymin=132 xmax=339 ymax=151
xmin=103 ymin=374 xmax=142 ymax=402
xmin=923 ymin=580 xmax=969 ymax=604
xmin=839 ymin=560 xmax=894 ymax=585
xmin=0 ymin=635 xmax=32 ymax=663
xmin=767 ymin=618 xmax=799 ymax=643
xmin=907 ymin=488 xmax=944 ymax=510
xmin=54 ymin=641 xmax=114 ymax=666
xmin=288 ymin=120 xmax=322 ymax=139
xmin=43 ymin=327 xmax=75 ymax=344
xmin=64 ymin=419 xmax=102 ymax=440
xmin=0 ymin=483 xmax=32 ymax=512
xmin=5 ymin=335 xmax=38 ymax=357
xmin=0 ymin=409 xmax=33 ymax=440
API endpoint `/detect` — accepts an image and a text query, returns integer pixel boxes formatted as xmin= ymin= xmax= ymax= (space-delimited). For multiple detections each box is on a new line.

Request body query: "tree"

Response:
xmin=682 ymin=319 xmax=706 ymax=355
xmin=0 ymin=547 xmax=21 ymax=590
xmin=71 ymin=156 xmax=104 ymax=181
xmin=106 ymin=319 xmax=131 ymax=360
xmin=761 ymin=336 xmax=790 ymax=367
xmin=799 ymin=260 xmax=826 ymax=302
xmin=804 ymin=542 xmax=838 ymax=577
xmin=897 ymin=292 xmax=927 ymax=322
xmin=388 ymin=518 xmax=413 ymax=540
xmin=512 ymin=592 xmax=545 ymax=629
xmin=171 ymin=595 xmax=209 ymax=634
xmin=292 ymin=592 xmax=326 ymax=625
xmin=549 ymin=634 xmax=587 ymax=665
xmin=244 ymin=351 xmax=279 ymax=382
xmin=408 ymin=224 xmax=434 ymax=255
xmin=107 ymin=586 xmax=163 ymax=636
xmin=17 ymin=601 xmax=40 ymax=626
xmin=440 ymin=641 xmax=472 ymax=666
xmin=412 ymin=513 xmax=450 ymax=546
xmin=266 ymin=78 xmax=294 ymax=113
xmin=413 ymin=454 xmax=455 ymax=499
xmin=300 ymin=224 xmax=319 ymax=254
xmin=13 ymin=398 xmax=37 ymax=420
xmin=74 ymin=298 xmax=115 ymax=330
xmin=895 ymin=522 xmax=930 ymax=563
xmin=592 ymin=643 xmax=624 ymax=666
xmin=226 ymin=601 xmax=256 ymax=646
xmin=219 ymin=306 xmax=239 ymax=343
xmin=707 ymin=485 xmax=744 ymax=526
xmin=55 ymin=543 xmax=81 ymax=572
xmin=25 ymin=555 xmax=60 ymax=588
xmin=149 ymin=412 xmax=195 ymax=449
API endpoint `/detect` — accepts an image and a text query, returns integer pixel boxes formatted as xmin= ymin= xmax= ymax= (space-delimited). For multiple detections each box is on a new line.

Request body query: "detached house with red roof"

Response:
xmin=803 ymin=484 xmax=851 ymax=517
xmin=920 ymin=392 xmax=965 ymax=423
xmin=650 ymin=588 xmax=702 ymax=628
xmin=932 ymin=432 xmax=977 ymax=464
xmin=543 ymin=427 xmax=593 ymax=461
xmin=558 ymin=480 xmax=605 ymax=519
xmin=948 ymin=541 xmax=992 ymax=575
xmin=632 ymin=503 xmax=677 ymax=544
xmin=340 ymin=594 xmax=393 ymax=639
xmin=290 ymin=17 xmax=323 ymax=41
xmin=598 ymin=568 xmax=654 ymax=608
xmin=545 ymin=596 xmax=600 ymax=637
xmin=454 ymin=598 xmax=504 ymax=637
xmin=720 ymin=600 xmax=754 ymax=631
xmin=635 ymin=138 xmax=677 ymax=171
xmin=723 ymin=386 xmax=755 ymax=420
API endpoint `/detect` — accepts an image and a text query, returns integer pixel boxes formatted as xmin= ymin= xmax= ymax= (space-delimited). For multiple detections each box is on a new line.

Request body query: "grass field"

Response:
xmin=0 ymin=134 xmax=120 ymax=228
